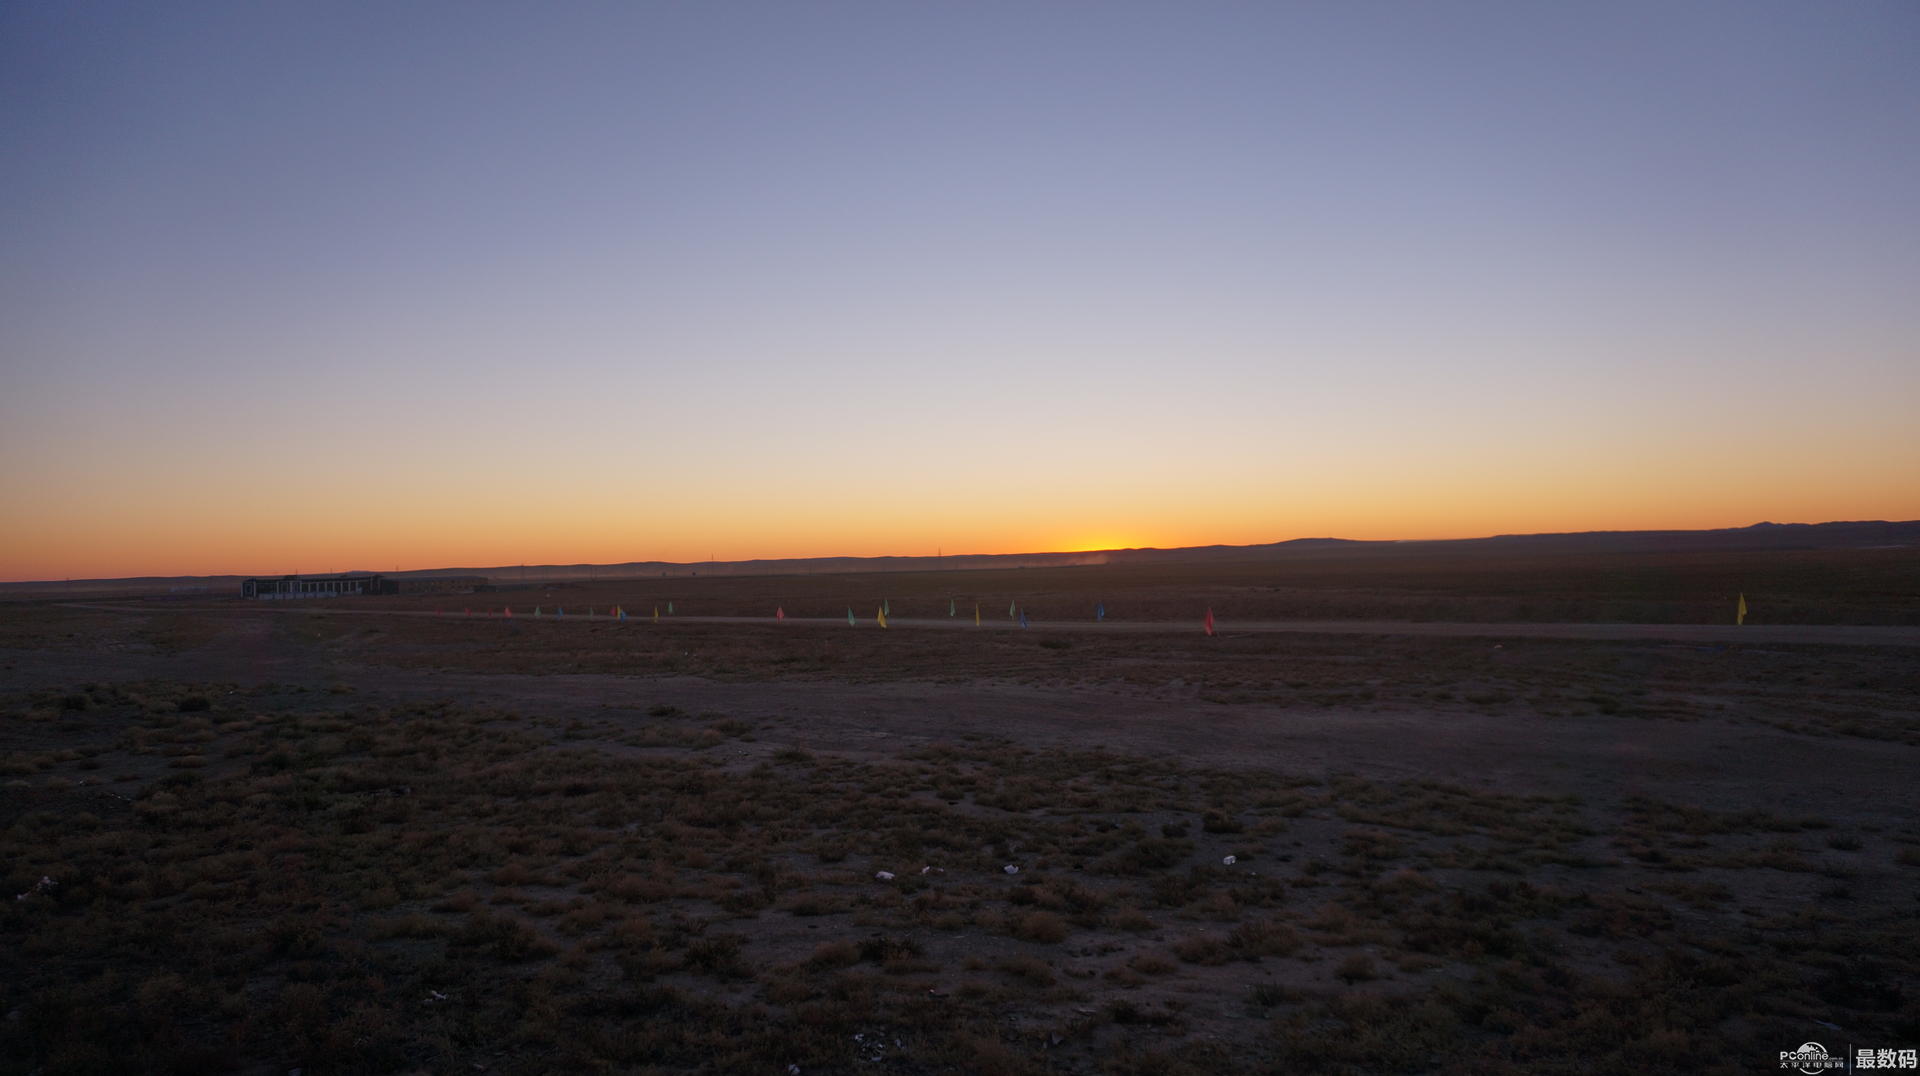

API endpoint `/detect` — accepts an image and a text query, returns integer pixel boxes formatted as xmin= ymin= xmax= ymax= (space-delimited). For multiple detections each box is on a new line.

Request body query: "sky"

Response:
xmin=2 ymin=2 xmax=1917 ymax=580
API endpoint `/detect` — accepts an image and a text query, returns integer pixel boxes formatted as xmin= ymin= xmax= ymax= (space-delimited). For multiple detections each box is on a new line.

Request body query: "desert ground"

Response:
xmin=2 ymin=551 xmax=1917 ymax=1074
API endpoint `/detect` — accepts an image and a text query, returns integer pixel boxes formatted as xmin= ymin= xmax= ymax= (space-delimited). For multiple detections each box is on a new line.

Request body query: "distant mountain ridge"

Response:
xmin=5 ymin=520 xmax=1913 ymax=592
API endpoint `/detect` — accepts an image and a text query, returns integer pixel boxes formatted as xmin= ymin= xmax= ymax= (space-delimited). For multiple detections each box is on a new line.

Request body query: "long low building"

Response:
xmin=241 ymin=573 xmax=394 ymax=599
xmin=240 ymin=573 xmax=489 ymax=599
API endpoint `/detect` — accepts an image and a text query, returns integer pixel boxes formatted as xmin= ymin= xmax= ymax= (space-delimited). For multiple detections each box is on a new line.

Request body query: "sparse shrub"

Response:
xmin=1172 ymin=933 xmax=1232 ymax=966
xmin=1228 ymin=918 xmax=1301 ymax=958
xmin=1192 ymin=890 xmax=1240 ymax=922
xmin=998 ymin=954 xmax=1055 ymax=986
xmin=807 ymin=940 xmax=859 ymax=968
xmin=683 ymin=933 xmax=748 ymax=978
xmin=461 ymin=909 xmax=559 ymax=961
xmin=857 ymin=934 xmax=922 ymax=964
xmin=1129 ymin=952 xmax=1178 ymax=976
xmin=1248 ymin=982 xmax=1300 ymax=1007
xmin=1017 ymin=910 xmax=1069 ymax=943
xmin=1335 ymin=953 xmax=1378 ymax=983
xmin=1201 ymin=810 xmax=1242 ymax=834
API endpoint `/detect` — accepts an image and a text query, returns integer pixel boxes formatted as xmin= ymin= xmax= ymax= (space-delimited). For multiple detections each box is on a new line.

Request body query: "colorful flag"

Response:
xmin=1095 ymin=602 xmax=1105 ymax=621
xmin=847 ymin=607 xmax=856 ymax=626
xmin=776 ymin=606 xmax=785 ymax=620
xmin=1736 ymin=593 xmax=1747 ymax=626
xmin=1203 ymin=607 xmax=1215 ymax=636
xmin=877 ymin=607 xmax=888 ymax=629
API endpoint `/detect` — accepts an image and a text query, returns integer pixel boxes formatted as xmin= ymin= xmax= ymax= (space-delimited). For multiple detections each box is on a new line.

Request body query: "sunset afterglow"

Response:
xmin=2 ymin=4 xmax=1915 ymax=581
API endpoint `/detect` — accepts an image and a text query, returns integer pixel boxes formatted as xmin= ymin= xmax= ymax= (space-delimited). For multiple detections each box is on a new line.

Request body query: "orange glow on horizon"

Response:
xmin=5 ymin=492 xmax=1917 ymax=583
xmin=4 ymin=392 xmax=1915 ymax=582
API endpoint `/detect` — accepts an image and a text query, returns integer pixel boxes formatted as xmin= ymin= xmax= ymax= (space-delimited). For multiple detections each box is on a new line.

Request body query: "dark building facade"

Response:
xmin=240 ymin=573 xmax=489 ymax=599
xmin=241 ymin=573 xmax=393 ymax=599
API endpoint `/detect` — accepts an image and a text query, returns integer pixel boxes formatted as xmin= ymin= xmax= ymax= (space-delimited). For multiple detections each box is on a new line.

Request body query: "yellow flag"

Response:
xmin=1737 ymin=593 xmax=1746 ymax=625
xmin=877 ymin=607 xmax=888 ymax=629
xmin=652 ymin=605 xmax=659 ymax=623
xmin=974 ymin=603 xmax=980 ymax=626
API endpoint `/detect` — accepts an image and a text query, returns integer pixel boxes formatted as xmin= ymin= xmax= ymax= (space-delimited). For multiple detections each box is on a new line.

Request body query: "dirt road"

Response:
xmin=67 ymin=602 xmax=1920 ymax=647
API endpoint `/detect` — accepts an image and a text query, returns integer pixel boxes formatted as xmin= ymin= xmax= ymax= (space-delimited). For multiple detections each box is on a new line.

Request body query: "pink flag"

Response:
xmin=776 ymin=606 xmax=785 ymax=620
xmin=504 ymin=606 xmax=513 ymax=618
xmin=1203 ymin=607 xmax=1215 ymax=636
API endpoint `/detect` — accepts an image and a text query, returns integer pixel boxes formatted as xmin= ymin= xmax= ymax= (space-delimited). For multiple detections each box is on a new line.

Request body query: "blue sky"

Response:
xmin=2 ymin=2 xmax=1916 ymax=578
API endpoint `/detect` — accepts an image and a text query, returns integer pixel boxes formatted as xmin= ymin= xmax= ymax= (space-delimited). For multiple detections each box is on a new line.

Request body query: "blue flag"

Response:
xmin=1096 ymin=602 xmax=1105 ymax=621
xmin=1019 ymin=609 xmax=1029 ymax=629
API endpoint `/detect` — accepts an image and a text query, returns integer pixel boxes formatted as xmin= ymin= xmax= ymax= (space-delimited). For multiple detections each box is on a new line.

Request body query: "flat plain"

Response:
xmin=2 ymin=548 xmax=1917 ymax=1074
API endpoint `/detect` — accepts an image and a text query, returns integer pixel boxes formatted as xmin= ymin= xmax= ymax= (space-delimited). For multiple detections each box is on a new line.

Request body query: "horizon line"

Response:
xmin=5 ymin=518 xmax=1913 ymax=587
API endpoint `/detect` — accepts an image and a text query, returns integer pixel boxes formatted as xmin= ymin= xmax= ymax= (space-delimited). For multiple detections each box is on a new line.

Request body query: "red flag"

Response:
xmin=776 ymin=606 xmax=785 ymax=620
xmin=1203 ymin=607 xmax=1215 ymax=636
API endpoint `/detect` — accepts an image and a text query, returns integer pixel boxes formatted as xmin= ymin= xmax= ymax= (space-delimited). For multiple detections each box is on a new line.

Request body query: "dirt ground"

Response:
xmin=2 ymin=560 xmax=1917 ymax=1074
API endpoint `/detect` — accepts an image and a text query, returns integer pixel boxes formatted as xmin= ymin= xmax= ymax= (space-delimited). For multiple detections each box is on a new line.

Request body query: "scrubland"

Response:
xmin=2 ymin=552 xmax=1916 ymax=1073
